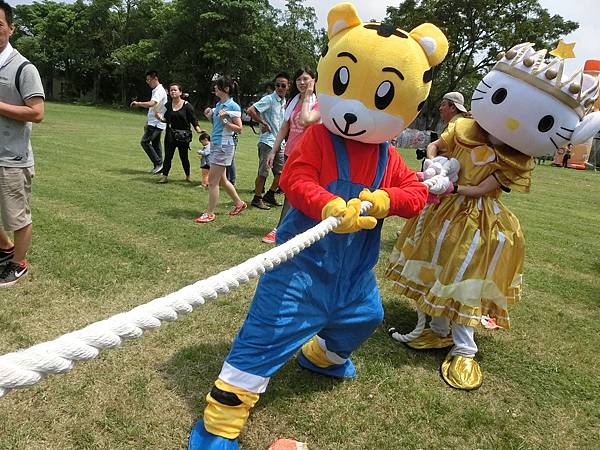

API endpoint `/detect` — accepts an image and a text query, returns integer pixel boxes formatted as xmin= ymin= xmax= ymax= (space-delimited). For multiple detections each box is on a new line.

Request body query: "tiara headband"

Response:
xmin=493 ymin=43 xmax=599 ymax=118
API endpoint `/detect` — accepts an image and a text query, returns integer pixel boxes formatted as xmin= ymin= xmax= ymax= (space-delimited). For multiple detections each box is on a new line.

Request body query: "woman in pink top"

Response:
xmin=262 ymin=68 xmax=320 ymax=244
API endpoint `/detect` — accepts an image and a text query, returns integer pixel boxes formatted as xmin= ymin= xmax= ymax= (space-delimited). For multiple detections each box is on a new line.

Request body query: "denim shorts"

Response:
xmin=208 ymin=144 xmax=235 ymax=167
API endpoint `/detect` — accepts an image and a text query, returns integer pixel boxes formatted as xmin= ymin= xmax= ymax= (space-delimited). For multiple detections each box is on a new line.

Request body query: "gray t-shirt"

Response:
xmin=0 ymin=50 xmax=45 ymax=168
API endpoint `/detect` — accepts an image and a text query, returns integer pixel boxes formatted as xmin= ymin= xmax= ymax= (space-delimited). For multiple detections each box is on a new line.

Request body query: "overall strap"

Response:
xmin=371 ymin=141 xmax=389 ymax=189
xmin=329 ymin=132 xmax=351 ymax=182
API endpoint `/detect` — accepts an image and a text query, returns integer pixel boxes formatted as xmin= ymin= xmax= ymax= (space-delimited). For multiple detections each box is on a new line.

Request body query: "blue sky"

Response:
xmin=11 ymin=0 xmax=599 ymax=72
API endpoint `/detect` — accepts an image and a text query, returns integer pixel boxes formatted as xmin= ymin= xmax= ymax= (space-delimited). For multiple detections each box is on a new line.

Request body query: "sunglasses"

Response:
xmin=275 ymin=83 xmax=288 ymax=88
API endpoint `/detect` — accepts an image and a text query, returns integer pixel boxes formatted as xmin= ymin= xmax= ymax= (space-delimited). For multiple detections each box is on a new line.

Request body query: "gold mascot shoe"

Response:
xmin=405 ymin=328 xmax=453 ymax=350
xmin=440 ymin=350 xmax=483 ymax=390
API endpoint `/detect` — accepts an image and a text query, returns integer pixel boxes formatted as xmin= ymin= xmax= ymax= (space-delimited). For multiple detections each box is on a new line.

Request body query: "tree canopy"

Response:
xmin=13 ymin=0 xmax=322 ymax=107
xmin=385 ymin=0 xmax=578 ymax=127
xmin=12 ymin=0 xmax=578 ymax=127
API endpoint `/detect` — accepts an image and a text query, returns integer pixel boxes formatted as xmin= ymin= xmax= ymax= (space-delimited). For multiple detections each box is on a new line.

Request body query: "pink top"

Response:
xmin=285 ymin=99 xmax=319 ymax=157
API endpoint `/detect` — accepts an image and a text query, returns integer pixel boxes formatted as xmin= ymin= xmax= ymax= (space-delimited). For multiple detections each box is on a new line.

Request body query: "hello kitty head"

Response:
xmin=471 ymin=43 xmax=600 ymax=157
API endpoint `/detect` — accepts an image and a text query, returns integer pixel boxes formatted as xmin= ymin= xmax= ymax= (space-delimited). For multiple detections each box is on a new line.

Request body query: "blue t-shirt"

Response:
xmin=211 ymin=98 xmax=241 ymax=146
xmin=252 ymin=92 xmax=285 ymax=147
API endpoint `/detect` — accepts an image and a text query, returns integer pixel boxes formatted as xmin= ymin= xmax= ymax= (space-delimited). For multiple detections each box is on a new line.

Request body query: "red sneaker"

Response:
xmin=261 ymin=228 xmax=277 ymax=244
xmin=229 ymin=201 xmax=247 ymax=216
xmin=194 ymin=213 xmax=216 ymax=223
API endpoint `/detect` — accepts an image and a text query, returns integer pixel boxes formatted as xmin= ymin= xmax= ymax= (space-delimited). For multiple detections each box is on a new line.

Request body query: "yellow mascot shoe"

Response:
xmin=440 ymin=351 xmax=483 ymax=390
xmin=405 ymin=328 xmax=453 ymax=350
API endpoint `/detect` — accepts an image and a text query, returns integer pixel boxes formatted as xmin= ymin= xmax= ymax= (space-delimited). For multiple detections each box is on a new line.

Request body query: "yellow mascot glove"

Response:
xmin=358 ymin=189 xmax=390 ymax=219
xmin=321 ymin=197 xmax=377 ymax=234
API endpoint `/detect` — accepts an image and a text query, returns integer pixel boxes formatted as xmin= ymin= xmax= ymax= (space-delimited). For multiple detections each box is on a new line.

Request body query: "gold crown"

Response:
xmin=494 ymin=42 xmax=600 ymax=118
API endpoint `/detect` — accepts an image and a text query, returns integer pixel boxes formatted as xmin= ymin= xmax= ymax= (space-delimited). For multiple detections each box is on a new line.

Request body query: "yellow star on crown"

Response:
xmin=549 ymin=40 xmax=576 ymax=59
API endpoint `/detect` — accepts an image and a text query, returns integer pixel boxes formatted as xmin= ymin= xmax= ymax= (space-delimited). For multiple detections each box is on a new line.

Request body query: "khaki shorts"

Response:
xmin=0 ymin=166 xmax=34 ymax=231
xmin=257 ymin=142 xmax=284 ymax=177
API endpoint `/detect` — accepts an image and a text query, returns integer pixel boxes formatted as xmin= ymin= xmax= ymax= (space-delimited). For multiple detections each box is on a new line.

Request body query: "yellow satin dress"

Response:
xmin=386 ymin=118 xmax=534 ymax=329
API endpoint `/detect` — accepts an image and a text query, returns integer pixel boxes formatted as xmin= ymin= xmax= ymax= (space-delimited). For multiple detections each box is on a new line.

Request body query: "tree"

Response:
xmin=385 ymin=0 xmax=578 ymax=128
xmin=275 ymin=0 xmax=321 ymax=74
xmin=161 ymin=0 xmax=282 ymax=108
xmin=110 ymin=0 xmax=171 ymax=104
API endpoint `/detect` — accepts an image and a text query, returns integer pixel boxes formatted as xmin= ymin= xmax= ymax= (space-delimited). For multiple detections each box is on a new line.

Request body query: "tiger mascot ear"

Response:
xmin=327 ymin=2 xmax=362 ymax=40
xmin=409 ymin=23 xmax=449 ymax=67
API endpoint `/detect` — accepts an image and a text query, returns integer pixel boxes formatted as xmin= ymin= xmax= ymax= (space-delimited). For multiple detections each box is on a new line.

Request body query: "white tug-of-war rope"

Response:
xmin=388 ymin=157 xmax=458 ymax=344
xmin=0 ymin=201 xmax=376 ymax=399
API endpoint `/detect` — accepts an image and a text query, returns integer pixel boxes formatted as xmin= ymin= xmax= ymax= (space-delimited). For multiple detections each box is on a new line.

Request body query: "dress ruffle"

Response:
xmin=386 ymin=119 xmax=533 ymax=330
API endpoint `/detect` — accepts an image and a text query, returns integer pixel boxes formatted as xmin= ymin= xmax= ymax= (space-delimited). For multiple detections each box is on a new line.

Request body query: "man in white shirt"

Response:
xmin=131 ymin=70 xmax=167 ymax=173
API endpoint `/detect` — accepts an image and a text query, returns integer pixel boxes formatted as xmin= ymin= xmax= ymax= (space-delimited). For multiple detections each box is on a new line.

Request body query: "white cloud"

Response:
xmin=270 ymin=0 xmax=599 ymax=72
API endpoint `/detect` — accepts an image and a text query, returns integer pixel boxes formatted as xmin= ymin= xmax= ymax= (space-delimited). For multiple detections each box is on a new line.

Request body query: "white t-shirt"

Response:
xmin=0 ymin=42 xmax=14 ymax=69
xmin=147 ymin=84 xmax=167 ymax=129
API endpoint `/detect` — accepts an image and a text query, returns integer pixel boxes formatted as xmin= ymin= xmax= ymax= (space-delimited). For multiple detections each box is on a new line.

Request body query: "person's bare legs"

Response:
xmin=268 ymin=174 xmax=280 ymax=192
xmin=206 ymin=165 xmax=244 ymax=215
xmin=12 ymin=224 xmax=31 ymax=262
xmin=206 ymin=165 xmax=226 ymax=215
xmin=0 ymin=229 xmax=13 ymax=250
xmin=220 ymin=173 xmax=244 ymax=206
xmin=254 ymin=174 xmax=267 ymax=198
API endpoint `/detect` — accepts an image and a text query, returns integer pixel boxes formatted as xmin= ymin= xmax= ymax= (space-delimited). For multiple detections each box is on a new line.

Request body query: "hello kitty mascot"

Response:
xmin=386 ymin=42 xmax=600 ymax=390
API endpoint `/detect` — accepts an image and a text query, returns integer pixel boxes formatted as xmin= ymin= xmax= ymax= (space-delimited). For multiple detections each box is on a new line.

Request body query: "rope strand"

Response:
xmin=0 ymin=201 xmax=373 ymax=399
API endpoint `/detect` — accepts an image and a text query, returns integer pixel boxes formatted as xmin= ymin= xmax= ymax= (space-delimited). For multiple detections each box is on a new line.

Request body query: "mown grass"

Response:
xmin=0 ymin=102 xmax=599 ymax=449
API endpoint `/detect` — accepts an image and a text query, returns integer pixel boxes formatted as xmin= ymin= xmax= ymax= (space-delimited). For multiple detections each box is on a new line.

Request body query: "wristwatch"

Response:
xmin=222 ymin=118 xmax=229 ymax=124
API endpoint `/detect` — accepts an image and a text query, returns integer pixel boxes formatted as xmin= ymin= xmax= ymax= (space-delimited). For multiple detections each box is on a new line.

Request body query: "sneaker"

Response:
xmin=0 ymin=260 xmax=28 ymax=287
xmin=263 ymin=191 xmax=282 ymax=207
xmin=194 ymin=213 xmax=216 ymax=223
xmin=229 ymin=201 xmax=248 ymax=216
xmin=157 ymin=175 xmax=168 ymax=184
xmin=0 ymin=246 xmax=15 ymax=265
xmin=261 ymin=228 xmax=277 ymax=244
xmin=152 ymin=163 xmax=163 ymax=174
xmin=251 ymin=197 xmax=270 ymax=210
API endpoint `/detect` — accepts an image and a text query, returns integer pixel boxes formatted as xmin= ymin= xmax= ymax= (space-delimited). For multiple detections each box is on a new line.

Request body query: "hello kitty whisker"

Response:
xmin=555 ymin=132 xmax=571 ymax=140
xmin=481 ymin=80 xmax=492 ymax=89
xmin=549 ymin=137 xmax=559 ymax=150
xmin=471 ymin=97 xmax=484 ymax=101
xmin=560 ymin=127 xmax=574 ymax=132
xmin=474 ymin=88 xmax=488 ymax=94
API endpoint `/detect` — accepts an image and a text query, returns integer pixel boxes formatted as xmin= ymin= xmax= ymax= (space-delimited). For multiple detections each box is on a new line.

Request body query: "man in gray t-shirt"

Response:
xmin=130 ymin=70 xmax=167 ymax=174
xmin=0 ymin=0 xmax=45 ymax=286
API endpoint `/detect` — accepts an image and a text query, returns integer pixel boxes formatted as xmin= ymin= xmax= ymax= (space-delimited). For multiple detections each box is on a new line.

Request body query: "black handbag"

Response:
xmin=171 ymin=128 xmax=193 ymax=144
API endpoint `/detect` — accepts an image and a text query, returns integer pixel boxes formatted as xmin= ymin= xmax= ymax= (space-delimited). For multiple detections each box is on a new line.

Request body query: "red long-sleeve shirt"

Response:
xmin=280 ymin=124 xmax=428 ymax=221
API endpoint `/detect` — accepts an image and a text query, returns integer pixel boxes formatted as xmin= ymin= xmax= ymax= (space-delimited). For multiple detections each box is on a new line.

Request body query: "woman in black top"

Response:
xmin=156 ymin=83 xmax=202 ymax=183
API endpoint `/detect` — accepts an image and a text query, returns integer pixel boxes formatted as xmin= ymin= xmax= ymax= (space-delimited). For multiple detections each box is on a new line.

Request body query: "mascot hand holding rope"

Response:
xmin=188 ymin=3 xmax=448 ymax=449
xmin=386 ymin=42 xmax=600 ymax=390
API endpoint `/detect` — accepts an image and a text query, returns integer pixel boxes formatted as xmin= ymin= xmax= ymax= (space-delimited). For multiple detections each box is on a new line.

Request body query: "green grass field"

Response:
xmin=1 ymin=102 xmax=599 ymax=449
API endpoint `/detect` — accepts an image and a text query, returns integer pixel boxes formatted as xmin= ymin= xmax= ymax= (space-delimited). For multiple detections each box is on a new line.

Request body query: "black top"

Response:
xmin=164 ymin=101 xmax=198 ymax=131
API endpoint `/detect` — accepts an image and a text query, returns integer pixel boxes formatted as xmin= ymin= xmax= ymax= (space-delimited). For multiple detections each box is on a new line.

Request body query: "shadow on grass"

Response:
xmin=218 ymin=223 xmax=270 ymax=238
xmin=160 ymin=207 xmax=202 ymax=220
xmin=110 ymin=167 xmax=152 ymax=176
xmin=162 ymin=341 xmax=345 ymax=420
xmin=381 ymin=299 xmax=492 ymax=368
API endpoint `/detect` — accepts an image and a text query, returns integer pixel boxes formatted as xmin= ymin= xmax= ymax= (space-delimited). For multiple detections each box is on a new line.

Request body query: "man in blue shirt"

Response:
xmin=247 ymin=73 xmax=289 ymax=210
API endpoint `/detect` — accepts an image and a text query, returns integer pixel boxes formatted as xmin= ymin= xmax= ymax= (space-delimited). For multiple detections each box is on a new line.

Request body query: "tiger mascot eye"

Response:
xmin=188 ymin=4 xmax=448 ymax=449
xmin=317 ymin=5 xmax=447 ymax=144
